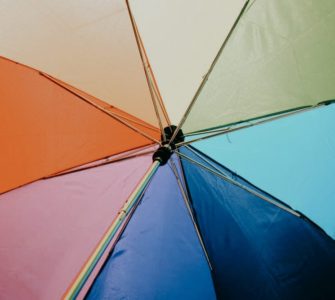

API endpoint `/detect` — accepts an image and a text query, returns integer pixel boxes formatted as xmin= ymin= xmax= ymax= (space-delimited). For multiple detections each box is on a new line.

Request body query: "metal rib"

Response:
xmin=168 ymin=0 xmax=250 ymax=145
xmin=168 ymin=158 xmax=213 ymax=270
xmin=175 ymin=104 xmax=327 ymax=148
xmin=40 ymin=72 xmax=160 ymax=144
xmin=176 ymin=151 xmax=301 ymax=218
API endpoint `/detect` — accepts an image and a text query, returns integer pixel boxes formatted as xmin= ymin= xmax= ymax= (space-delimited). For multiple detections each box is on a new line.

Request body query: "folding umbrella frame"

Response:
xmin=1 ymin=0 xmax=335 ymax=299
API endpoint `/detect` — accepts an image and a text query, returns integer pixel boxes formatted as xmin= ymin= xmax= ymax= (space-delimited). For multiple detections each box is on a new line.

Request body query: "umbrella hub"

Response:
xmin=153 ymin=125 xmax=184 ymax=165
xmin=153 ymin=145 xmax=172 ymax=165
xmin=161 ymin=125 xmax=184 ymax=147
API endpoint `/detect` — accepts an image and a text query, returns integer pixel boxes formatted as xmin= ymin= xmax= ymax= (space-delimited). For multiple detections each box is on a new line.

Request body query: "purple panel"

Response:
xmin=0 ymin=148 xmax=153 ymax=300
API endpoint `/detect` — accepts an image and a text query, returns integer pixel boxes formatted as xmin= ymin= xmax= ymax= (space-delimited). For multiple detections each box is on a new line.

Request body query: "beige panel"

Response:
xmin=0 ymin=0 xmax=158 ymax=126
xmin=130 ymin=0 xmax=246 ymax=125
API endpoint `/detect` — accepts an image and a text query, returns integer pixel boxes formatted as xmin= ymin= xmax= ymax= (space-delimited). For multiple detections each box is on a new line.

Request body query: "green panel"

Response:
xmin=182 ymin=0 xmax=335 ymax=133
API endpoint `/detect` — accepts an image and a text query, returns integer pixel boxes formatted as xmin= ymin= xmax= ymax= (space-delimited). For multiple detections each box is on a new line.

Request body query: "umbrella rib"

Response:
xmin=125 ymin=0 xmax=167 ymax=141
xmin=168 ymin=0 xmax=250 ymax=145
xmin=131 ymin=6 xmax=172 ymax=127
xmin=175 ymin=151 xmax=301 ymax=218
xmin=44 ymin=147 xmax=156 ymax=179
xmin=168 ymin=158 xmax=213 ymax=271
xmin=39 ymin=72 xmax=160 ymax=144
xmin=183 ymin=126 xmax=232 ymax=138
xmin=175 ymin=103 xmax=332 ymax=147
xmin=1 ymin=55 xmax=159 ymax=133
xmin=0 ymin=143 xmax=157 ymax=197
xmin=184 ymin=145 xmax=228 ymax=175
xmin=63 ymin=161 xmax=160 ymax=299
xmin=148 ymin=72 xmax=171 ymax=128
xmin=103 ymin=109 xmax=159 ymax=132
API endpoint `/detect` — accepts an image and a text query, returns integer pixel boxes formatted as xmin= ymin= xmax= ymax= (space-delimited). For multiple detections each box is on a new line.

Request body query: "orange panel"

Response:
xmin=47 ymin=76 xmax=161 ymax=136
xmin=0 ymin=57 xmax=159 ymax=193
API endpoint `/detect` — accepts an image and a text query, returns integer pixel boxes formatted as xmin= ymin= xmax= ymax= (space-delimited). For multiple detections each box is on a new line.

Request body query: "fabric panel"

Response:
xmin=130 ymin=0 xmax=246 ymax=124
xmin=189 ymin=104 xmax=335 ymax=238
xmin=86 ymin=157 xmax=216 ymax=300
xmin=182 ymin=0 xmax=335 ymax=132
xmin=0 ymin=0 xmax=158 ymax=125
xmin=180 ymin=146 xmax=335 ymax=300
xmin=0 ymin=57 xmax=157 ymax=193
xmin=0 ymin=151 xmax=153 ymax=299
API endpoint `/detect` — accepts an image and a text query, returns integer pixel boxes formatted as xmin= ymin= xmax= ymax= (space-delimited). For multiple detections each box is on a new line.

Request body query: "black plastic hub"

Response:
xmin=152 ymin=145 xmax=172 ymax=165
xmin=153 ymin=125 xmax=184 ymax=165
xmin=161 ymin=125 xmax=184 ymax=148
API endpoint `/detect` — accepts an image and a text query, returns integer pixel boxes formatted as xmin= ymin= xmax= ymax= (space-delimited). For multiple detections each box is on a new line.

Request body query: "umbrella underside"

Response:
xmin=0 ymin=0 xmax=335 ymax=299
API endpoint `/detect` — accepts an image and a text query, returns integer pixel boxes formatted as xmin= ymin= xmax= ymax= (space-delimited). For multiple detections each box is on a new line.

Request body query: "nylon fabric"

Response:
xmin=130 ymin=0 xmax=246 ymax=124
xmin=0 ymin=150 xmax=153 ymax=300
xmin=0 ymin=57 xmax=157 ymax=193
xmin=48 ymin=75 xmax=161 ymax=135
xmin=86 ymin=156 xmax=216 ymax=300
xmin=182 ymin=0 xmax=335 ymax=133
xmin=190 ymin=104 xmax=335 ymax=238
xmin=0 ymin=0 xmax=159 ymax=125
xmin=180 ymin=146 xmax=335 ymax=300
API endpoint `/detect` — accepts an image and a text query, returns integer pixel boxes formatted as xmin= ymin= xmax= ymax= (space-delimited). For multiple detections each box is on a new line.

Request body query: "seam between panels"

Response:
xmin=39 ymin=72 xmax=160 ymax=144
xmin=0 ymin=143 xmax=159 ymax=197
xmin=130 ymin=6 xmax=171 ymax=127
xmin=83 ymin=161 xmax=159 ymax=299
xmin=63 ymin=161 xmax=160 ymax=299
xmin=184 ymin=145 xmax=292 ymax=206
xmin=181 ymin=106 xmax=312 ymax=137
xmin=175 ymin=148 xmax=283 ymax=299
xmin=125 ymin=0 xmax=167 ymax=140
xmin=45 ymin=144 xmax=157 ymax=179
xmin=0 ymin=56 xmax=160 ymax=138
xmin=176 ymin=105 xmax=319 ymax=147
xmin=169 ymin=154 xmax=219 ymax=299
xmin=168 ymin=0 xmax=251 ymax=146
xmin=178 ymin=101 xmax=335 ymax=148
xmin=42 ymin=73 xmax=160 ymax=143
xmin=175 ymin=150 xmax=301 ymax=218
xmin=179 ymin=145 xmax=335 ymax=239
xmin=168 ymin=155 xmax=214 ymax=271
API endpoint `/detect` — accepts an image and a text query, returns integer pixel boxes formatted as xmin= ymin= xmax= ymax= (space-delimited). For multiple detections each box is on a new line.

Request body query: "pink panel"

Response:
xmin=0 ymin=148 xmax=154 ymax=299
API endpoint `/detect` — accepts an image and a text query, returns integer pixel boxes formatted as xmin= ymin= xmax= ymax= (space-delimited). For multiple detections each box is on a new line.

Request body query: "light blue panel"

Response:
xmin=190 ymin=105 xmax=335 ymax=238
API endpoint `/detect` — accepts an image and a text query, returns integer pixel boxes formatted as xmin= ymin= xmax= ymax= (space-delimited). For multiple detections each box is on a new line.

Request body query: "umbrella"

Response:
xmin=1 ymin=0 xmax=335 ymax=299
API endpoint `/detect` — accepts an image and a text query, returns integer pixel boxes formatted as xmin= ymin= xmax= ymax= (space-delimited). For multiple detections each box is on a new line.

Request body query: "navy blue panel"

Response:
xmin=86 ymin=156 xmax=216 ymax=300
xmin=180 ymin=146 xmax=335 ymax=300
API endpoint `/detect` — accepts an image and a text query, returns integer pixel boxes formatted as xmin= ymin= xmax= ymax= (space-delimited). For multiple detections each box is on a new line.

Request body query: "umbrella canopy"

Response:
xmin=1 ymin=0 xmax=335 ymax=299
